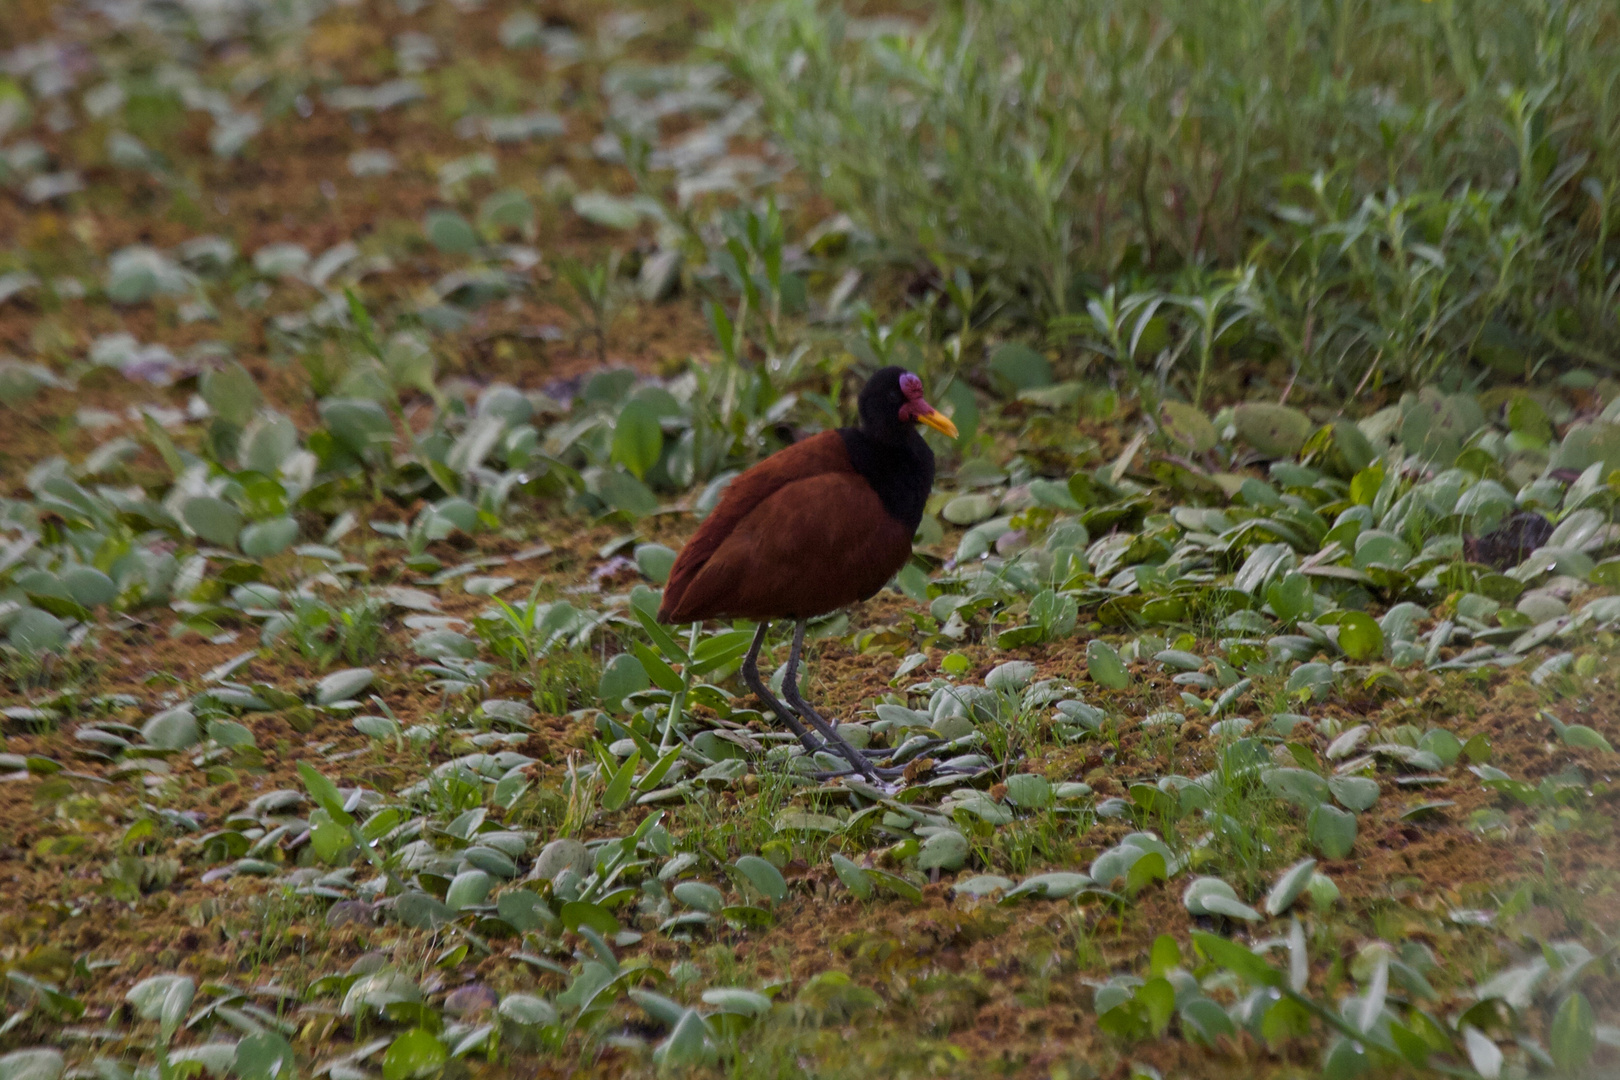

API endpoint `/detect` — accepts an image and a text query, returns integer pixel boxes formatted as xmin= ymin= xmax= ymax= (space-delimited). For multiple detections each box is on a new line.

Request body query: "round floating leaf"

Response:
xmin=0 ymin=361 xmax=53 ymax=408
xmin=1090 ymin=843 xmax=1145 ymax=887
xmin=573 ymin=191 xmax=641 ymax=230
xmin=201 ymin=362 xmax=261 ymax=428
xmin=446 ymin=869 xmax=494 ymax=911
xmin=7 ymin=608 xmax=66 ymax=654
xmin=1308 ymin=803 xmax=1357 ymax=859
xmin=354 ymin=715 xmax=399 ymax=739
xmin=595 ymin=468 xmax=659 ymax=517
xmin=560 ymin=900 xmax=620 ymax=936
xmin=382 ymin=1029 xmax=446 ymax=1080
xmin=987 ymin=342 xmax=1052 ymax=394
xmin=917 ymin=831 xmax=968 ymax=871
xmin=182 ymin=495 xmax=244 ymax=549
xmin=105 ymin=248 xmax=164 ymax=303
xmin=1307 ymin=872 xmax=1341 ymax=909
xmin=1233 ymin=402 xmax=1312 ymax=458
xmin=1400 ymin=389 xmax=1485 ymax=467
xmin=672 ymin=881 xmax=724 ymax=914
xmin=252 ymin=243 xmax=310 ymax=279
xmin=942 ymin=493 xmax=998 ymax=525
xmin=320 ymin=398 xmax=396 ymax=459
xmin=60 ymin=566 xmax=117 ymax=608
xmin=1160 ymin=400 xmax=1218 ymax=451
xmin=498 ymin=993 xmax=557 ymax=1027
xmin=1087 ymin=640 xmax=1130 ymax=689
xmin=1334 ymin=421 xmax=1376 ymax=472
xmin=477 ymin=188 xmax=535 ymax=234
xmin=1336 ymin=612 xmax=1385 ymax=661
xmin=1263 ymin=767 xmax=1329 ymax=809
xmin=496 ymin=890 xmax=555 ymax=933
xmin=611 ymin=398 xmax=664 ymax=480
xmin=1004 ymin=872 xmax=1093 ymax=902
xmin=395 ymin=891 xmax=453 ymax=930
xmin=142 ymin=706 xmax=199 ymax=750
xmin=412 ymin=629 xmax=477 ymax=659
xmin=1183 ymin=876 xmax=1241 ymax=916
xmin=701 ymin=988 xmax=771 ymax=1019
xmin=1201 ymin=892 xmax=1262 ymax=921
xmin=1286 ymin=662 xmax=1334 ymax=701
xmin=424 ymin=210 xmax=478 ymax=255
xmin=1550 ymin=991 xmax=1596 ymax=1073
xmin=240 ymin=517 xmax=299 ymax=558
xmin=830 ymin=854 xmax=872 ymax=900
xmin=1264 ymin=858 xmax=1318 ymax=916
xmin=1551 ymin=421 xmax=1620 ymax=476
xmin=1560 ymin=725 xmax=1614 ymax=753
xmin=634 ymin=543 xmax=677 ymax=584
xmin=597 ymin=652 xmax=650 ymax=710
xmin=733 ymin=855 xmax=787 ymax=904
xmin=1002 ymin=773 xmax=1053 ymax=808
xmin=316 ymin=667 xmax=375 ymax=705
xmin=530 ymin=839 xmax=592 ymax=883
xmin=206 ymin=719 xmax=255 ymax=748
xmin=126 ymin=974 xmax=193 ymax=1021
xmin=1329 ymin=775 xmax=1380 ymax=813
xmin=1462 ymin=1027 xmax=1503 ymax=1080
xmin=953 ymin=874 xmax=1014 ymax=898
xmin=464 ymin=846 xmax=518 ymax=878
xmin=1266 ymin=572 xmax=1312 ymax=624
xmin=656 ymin=1009 xmax=708 ymax=1068
xmin=232 ymin=1033 xmax=295 ymax=1080
xmin=239 ymin=412 xmax=300 ymax=474
xmin=985 ymin=660 xmax=1036 ymax=693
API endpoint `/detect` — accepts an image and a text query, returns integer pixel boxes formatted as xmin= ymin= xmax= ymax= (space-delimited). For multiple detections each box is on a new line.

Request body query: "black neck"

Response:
xmin=838 ymin=426 xmax=934 ymax=534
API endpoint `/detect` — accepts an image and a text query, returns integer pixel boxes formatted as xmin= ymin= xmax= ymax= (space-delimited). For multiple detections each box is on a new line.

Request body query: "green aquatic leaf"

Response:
xmin=987 ymin=342 xmax=1051 ymax=394
xmin=830 ymin=855 xmax=873 ymax=900
xmin=1159 ymin=400 xmax=1217 ymax=451
xmin=1550 ymin=991 xmax=1596 ymax=1073
xmin=1336 ymin=612 xmax=1384 ymax=661
xmin=598 ymin=653 xmax=650 ymax=710
xmin=7 ymin=609 xmax=66 ymax=654
xmin=1264 ymin=858 xmax=1318 ymax=916
xmin=182 ymin=495 xmax=244 ymax=549
xmin=1087 ymin=639 xmax=1130 ymax=689
xmin=733 ymin=855 xmax=788 ymax=904
xmin=1233 ymin=402 xmax=1311 ymax=457
xmin=424 ymin=210 xmax=478 ymax=255
xmin=382 ymin=1029 xmax=446 ymax=1080
xmin=1308 ymin=803 xmax=1357 ymax=859
xmin=1560 ymin=725 xmax=1614 ymax=753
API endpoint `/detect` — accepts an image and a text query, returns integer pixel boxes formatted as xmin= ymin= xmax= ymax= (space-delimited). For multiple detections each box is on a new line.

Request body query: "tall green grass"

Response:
xmin=722 ymin=0 xmax=1620 ymax=398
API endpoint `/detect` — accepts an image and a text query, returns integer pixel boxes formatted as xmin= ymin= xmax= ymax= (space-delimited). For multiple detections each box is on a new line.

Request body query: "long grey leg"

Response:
xmin=741 ymin=621 xmax=819 ymax=752
xmin=781 ymin=619 xmax=879 ymax=780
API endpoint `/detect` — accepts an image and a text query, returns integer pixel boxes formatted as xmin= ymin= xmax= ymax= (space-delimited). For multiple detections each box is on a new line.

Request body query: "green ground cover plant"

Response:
xmin=0 ymin=0 xmax=1615 ymax=1078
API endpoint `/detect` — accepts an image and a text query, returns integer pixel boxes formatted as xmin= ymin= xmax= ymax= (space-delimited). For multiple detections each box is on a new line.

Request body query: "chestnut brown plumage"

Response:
xmin=657 ymin=367 xmax=958 ymax=779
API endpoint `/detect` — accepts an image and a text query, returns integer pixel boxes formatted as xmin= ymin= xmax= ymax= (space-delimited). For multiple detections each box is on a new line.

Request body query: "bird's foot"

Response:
xmin=808 ymin=755 xmax=990 ymax=784
xmin=802 ymin=741 xmax=895 ymax=759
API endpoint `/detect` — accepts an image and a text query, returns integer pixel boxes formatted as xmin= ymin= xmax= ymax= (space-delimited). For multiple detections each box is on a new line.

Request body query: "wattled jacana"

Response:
xmin=658 ymin=367 xmax=959 ymax=780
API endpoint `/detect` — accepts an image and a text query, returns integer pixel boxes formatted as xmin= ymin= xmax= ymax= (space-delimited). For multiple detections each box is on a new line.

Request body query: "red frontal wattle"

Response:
xmin=896 ymin=371 xmax=936 ymax=421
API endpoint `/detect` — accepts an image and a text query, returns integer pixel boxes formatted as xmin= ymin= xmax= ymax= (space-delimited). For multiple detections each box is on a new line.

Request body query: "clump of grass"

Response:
xmin=276 ymin=593 xmax=388 ymax=670
xmin=725 ymin=0 xmax=1620 ymax=395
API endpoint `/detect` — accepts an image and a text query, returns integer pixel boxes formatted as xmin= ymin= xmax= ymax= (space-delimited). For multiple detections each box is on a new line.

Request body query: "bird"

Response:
xmin=657 ymin=366 xmax=959 ymax=780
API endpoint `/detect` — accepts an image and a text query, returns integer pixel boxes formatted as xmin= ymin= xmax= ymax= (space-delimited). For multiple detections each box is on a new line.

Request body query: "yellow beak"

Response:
xmin=917 ymin=410 xmax=960 ymax=440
